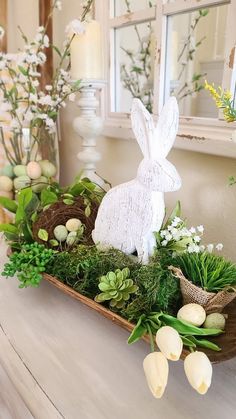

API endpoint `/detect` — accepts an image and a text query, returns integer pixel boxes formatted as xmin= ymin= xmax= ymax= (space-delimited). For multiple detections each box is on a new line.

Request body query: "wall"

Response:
xmin=6 ymin=0 xmax=236 ymax=261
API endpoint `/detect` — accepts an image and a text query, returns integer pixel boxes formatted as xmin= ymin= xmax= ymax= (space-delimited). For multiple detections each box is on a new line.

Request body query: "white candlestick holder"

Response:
xmin=73 ymin=80 xmax=106 ymax=186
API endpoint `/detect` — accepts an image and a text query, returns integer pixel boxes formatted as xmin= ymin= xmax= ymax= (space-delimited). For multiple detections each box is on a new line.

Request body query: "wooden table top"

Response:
xmin=0 ymin=240 xmax=236 ymax=419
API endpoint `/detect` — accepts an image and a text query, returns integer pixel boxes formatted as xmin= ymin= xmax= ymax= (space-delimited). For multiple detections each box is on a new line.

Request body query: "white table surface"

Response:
xmin=0 ymin=239 xmax=236 ymax=419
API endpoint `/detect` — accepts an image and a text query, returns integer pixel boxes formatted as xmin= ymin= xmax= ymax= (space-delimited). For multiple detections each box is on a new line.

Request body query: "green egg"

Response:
xmin=31 ymin=176 xmax=48 ymax=193
xmin=13 ymin=165 xmax=27 ymax=177
xmin=39 ymin=160 xmax=57 ymax=178
xmin=2 ymin=164 xmax=14 ymax=178
xmin=54 ymin=225 xmax=68 ymax=242
xmin=13 ymin=175 xmax=31 ymax=191
xmin=66 ymin=231 xmax=78 ymax=246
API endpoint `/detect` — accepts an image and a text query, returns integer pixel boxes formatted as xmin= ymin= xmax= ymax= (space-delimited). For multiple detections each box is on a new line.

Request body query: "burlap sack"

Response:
xmin=169 ymin=266 xmax=236 ymax=313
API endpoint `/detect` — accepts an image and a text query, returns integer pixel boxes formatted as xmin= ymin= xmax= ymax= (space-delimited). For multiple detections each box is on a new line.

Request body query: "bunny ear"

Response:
xmin=131 ymin=98 xmax=154 ymax=158
xmin=155 ymin=96 xmax=179 ymax=158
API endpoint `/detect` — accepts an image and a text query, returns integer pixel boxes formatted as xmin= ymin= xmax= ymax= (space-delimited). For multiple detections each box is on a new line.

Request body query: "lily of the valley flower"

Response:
xmin=184 ymin=351 xmax=212 ymax=395
xmin=143 ymin=352 xmax=169 ymax=399
xmin=156 ymin=326 xmax=183 ymax=361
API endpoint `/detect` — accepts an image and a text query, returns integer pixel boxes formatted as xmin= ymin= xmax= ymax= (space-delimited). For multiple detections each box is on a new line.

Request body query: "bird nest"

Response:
xmin=32 ymin=196 xmax=99 ymax=248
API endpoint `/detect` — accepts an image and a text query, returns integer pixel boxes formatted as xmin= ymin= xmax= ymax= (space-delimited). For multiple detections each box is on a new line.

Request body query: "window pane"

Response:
xmin=112 ymin=21 xmax=155 ymax=113
xmin=113 ymin=0 xmax=156 ymax=17
xmin=165 ymin=4 xmax=228 ymax=117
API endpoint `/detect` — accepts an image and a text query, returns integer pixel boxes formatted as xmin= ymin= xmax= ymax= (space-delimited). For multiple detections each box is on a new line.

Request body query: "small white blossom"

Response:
xmin=162 ymin=240 xmax=168 ymax=247
xmin=32 ymin=80 xmax=40 ymax=87
xmin=55 ymin=0 xmax=62 ymax=10
xmin=187 ymin=244 xmax=200 ymax=253
xmin=65 ymin=19 xmax=85 ymax=36
xmin=216 ymin=243 xmax=223 ymax=251
xmin=189 ymin=227 xmax=196 ymax=234
xmin=38 ymin=95 xmax=54 ymax=106
xmin=193 ymin=235 xmax=201 ymax=243
xmin=29 ymin=93 xmax=38 ymax=103
xmin=199 ymin=245 xmax=206 ymax=252
xmin=45 ymin=85 xmax=53 ymax=91
xmin=69 ymin=93 xmax=76 ymax=101
xmin=37 ymin=26 xmax=45 ymax=33
xmin=207 ymin=244 xmax=214 ymax=253
xmin=197 ymin=225 xmax=204 ymax=233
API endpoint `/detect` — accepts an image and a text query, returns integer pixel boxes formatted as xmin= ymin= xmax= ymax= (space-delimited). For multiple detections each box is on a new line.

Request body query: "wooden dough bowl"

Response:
xmin=43 ymin=273 xmax=236 ymax=364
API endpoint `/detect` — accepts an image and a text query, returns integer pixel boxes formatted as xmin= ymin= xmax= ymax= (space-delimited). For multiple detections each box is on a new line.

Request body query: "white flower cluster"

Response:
xmin=159 ymin=217 xmax=223 ymax=254
xmin=0 ymin=21 xmax=80 ymax=136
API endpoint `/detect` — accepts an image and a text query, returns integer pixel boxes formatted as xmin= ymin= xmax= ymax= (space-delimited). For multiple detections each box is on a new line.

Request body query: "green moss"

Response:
xmin=121 ymin=262 xmax=182 ymax=322
xmin=47 ymin=245 xmax=139 ymax=298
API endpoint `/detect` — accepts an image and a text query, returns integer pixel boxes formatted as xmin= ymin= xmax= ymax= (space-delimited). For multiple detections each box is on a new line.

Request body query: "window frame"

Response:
xmin=96 ymin=0 xmax=236 ymax=158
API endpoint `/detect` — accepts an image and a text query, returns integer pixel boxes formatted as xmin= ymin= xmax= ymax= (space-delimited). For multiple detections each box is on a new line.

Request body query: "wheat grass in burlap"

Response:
xmin=169 ymin=266 xmax=236 ymax=313
xmin=32 ymin=196 xmax=99 ymax=248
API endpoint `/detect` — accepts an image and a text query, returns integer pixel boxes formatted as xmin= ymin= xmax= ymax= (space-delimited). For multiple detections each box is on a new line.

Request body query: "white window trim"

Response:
xmin=96 ymin=0 xmax=236 ymax=158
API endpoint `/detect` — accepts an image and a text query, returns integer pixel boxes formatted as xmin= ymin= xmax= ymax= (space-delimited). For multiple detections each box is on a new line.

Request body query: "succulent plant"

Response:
xmin=95 ymin=268 xmax=138 ymax=309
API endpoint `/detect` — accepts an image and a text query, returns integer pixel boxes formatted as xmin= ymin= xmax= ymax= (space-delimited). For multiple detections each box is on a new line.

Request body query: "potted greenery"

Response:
xmin=169 ymin=252 xmax=236 ymax=313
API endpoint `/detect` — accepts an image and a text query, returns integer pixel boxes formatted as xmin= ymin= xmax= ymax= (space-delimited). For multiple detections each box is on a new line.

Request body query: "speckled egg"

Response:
xmin=31 ymin=176 xmax=48 ymax=193
xmin=26 ymin=161 xmax=42 ymax=180
xmin=13 ymin=165 xmax=27 ymax=177
xmin=13 ymin=175 xmax=31 ymax=190
xmin=0 ymin=175 xmax=14 ymax=192
xmin=39 ymin=160 xmax=57 ymax=178
xmin=54 ymin=225 xmax=68 ymax=242
xmin=65 ymin=218 xmax=82 ymax=232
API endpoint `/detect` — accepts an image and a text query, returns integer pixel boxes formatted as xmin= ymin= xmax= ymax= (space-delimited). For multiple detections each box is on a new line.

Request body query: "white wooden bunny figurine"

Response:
xmin=92 ymin=97 xmax=181 ymax=263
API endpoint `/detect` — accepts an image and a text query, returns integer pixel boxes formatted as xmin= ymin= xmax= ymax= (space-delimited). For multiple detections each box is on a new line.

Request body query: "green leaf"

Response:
xmin=38 ymin=229 xmax=48 ymax=242
xmin=160 ymin=313 xmax=223 ymax=336
xmin=15 ymin=188 xmax=33 ymax=223
xmin=85 ymin=205 xmax=91 ymax=217
xmin=128 ymin=315 xmax=147 ymax=344
xmin=163 ymin=200 xmax=181 ymax=228
xmin=18 ymin=65 xmax=28 ymax=76
xmin=41 ymin=189 xmax=58 ymax=207
xmin=63 ymin=199 xmax=74 ymax=205
xmin=186 ymin=335 xmax=221 ymax=352
xmin=0 ymin=196 xmax=18 ymax=213
xmin=51 ymin=45 xmax=62 ymax=57
xmin=49 ymin=239 xmax=59 ymax=247
xmin=0 ymin=223 xmax=18 ymax=234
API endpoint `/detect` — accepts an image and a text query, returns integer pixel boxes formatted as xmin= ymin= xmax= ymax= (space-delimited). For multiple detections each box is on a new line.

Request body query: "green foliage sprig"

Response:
xmin=95 ymin=268 xmax=138 ymax=309
xmin=170 ymin=251 xmax=236 ymax=292
xmin=2 ymin=242 xmax=55 ymax=288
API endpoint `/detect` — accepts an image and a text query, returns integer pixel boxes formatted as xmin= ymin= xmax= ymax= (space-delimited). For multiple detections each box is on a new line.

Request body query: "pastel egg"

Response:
xmin=65 ymin=218 xmax=82 ymax=232
xmin=66 ymin=231 xmax=78 ymax=246
xmin=2 ymin=164 xmax=14 ymax=178
xmin=13 ymin=165 xmax=27 ymax=177
xmin=39 ymin=160 xmax=57 ymax=178
xmin=31 ymin=176 xmax=48 ymax=193
xmin=0 ymin=175 xmax=14 ymax=192
xmin=0 ymin=190 xmax=13 ymax=199
xmin=54 ymin=225 xmax=68 ymax=242
xmin=26 ymin=161 xmax=42 ymax=180
xmin=13 ymin=175 xmax=31 ymax=190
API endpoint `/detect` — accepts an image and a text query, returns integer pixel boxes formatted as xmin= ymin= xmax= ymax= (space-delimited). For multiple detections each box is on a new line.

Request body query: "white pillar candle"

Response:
xmin=70 ymin=20 xmax=103 ymax=80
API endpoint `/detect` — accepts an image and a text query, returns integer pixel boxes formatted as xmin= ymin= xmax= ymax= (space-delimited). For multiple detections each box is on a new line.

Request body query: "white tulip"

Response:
xmin=156 ymin=326 xmax=183 ymax=361
xmin=143 ymin=352 xmax=169 ymax=398
xmin=184 ymin=351 xmax=212 ymax=395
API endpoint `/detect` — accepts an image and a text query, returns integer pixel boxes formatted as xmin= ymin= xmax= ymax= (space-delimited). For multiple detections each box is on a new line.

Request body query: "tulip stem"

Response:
xmin=147 ymin=323 xmax=155 ymax=352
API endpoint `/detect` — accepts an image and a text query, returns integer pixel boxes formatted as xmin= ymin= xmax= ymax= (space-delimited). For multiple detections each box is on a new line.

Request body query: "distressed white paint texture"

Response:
xmin=93 ymin=97 xmax=181 ymax=262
